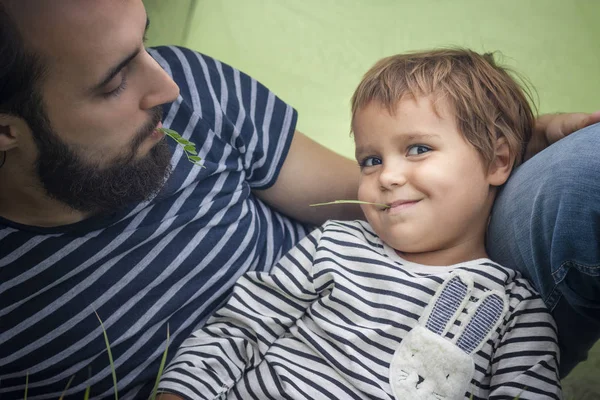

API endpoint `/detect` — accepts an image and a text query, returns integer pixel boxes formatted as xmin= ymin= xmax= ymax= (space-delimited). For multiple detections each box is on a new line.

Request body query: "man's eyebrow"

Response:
xmin=91 ymin=17 xmax=150 ymax=93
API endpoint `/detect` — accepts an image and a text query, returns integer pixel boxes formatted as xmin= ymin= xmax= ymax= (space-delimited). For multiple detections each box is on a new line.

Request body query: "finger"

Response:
xmin=589 ymin=110 xmax=600 ymax=124
xmin=561 ymin=113 xmax=594 ymax=137
xmin=576 ymin=111 xmax=600 ymax=131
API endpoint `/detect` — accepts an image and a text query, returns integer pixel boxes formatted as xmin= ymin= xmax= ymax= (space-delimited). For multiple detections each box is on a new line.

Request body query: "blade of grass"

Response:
xmin=58 ymin=375 xmax=75 ymax=400
xmin=310 ymin=200 xmax=390 ymax=209
xmin=24 ymin=371 xmax=28 ymax=400
xmin=95 ymin=311 xmax=119 ymax=400
xmin=514 ymin=386 xmax=528 ymax=399
xmin=150 ymin=325 xmax=170 ymax=400
xmin=83 ymin=366 xmax=92 ymax=400
xmin=83 ymin=385 xmax=91 ymax=400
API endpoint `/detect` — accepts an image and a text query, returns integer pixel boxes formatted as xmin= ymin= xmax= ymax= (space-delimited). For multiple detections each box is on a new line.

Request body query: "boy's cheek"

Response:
xmin=357 ymin=178 xmax=376 ymax=200
xmin=359 ymin=204 xmax=369 ymax=218
xmin=357 ymin=184 xmax=367 ymax=202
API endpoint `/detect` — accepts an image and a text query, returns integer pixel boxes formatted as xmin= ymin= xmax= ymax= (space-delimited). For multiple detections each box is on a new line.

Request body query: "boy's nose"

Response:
xmin=379 ymin=163 xmax=407 ymax=189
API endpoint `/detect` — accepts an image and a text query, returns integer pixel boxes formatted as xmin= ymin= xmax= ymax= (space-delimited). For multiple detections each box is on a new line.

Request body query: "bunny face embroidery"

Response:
xmin=389 ymin=273 xmax=507 ymax=400
xmin=390 ymin=325 xmax=474 ymax=399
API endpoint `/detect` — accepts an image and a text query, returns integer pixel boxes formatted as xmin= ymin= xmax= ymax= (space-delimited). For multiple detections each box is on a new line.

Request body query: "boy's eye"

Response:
xmin=407 ymin=145 xmax=431 ymax=156
xmin=360 ymin=156 xmax=382 ymax=167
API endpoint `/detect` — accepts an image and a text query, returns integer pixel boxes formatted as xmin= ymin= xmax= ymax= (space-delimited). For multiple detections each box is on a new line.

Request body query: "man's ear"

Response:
xmin=0 ymin=114 xmax=25 ymax=151
xmin=487 ymin=137 xmax=513 ymax=187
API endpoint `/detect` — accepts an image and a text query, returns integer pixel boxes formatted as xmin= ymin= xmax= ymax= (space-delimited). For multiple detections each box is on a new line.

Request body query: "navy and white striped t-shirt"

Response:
xmin=0 ymin=46 xmax=310 ymax=400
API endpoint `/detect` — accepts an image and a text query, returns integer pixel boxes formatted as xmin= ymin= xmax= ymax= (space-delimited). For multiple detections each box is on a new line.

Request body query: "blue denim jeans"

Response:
xmin=487 ymin=122 xmax=600 ymax=378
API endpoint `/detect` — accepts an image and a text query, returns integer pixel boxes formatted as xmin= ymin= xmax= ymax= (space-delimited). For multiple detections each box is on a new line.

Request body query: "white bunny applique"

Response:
xmin=389 ymin=272 xmax=508 ymax=400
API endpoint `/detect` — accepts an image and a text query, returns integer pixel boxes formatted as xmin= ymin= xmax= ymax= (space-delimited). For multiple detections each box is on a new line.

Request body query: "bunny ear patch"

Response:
xmin=456 ymin=291 xmax=507 ymax=355
xmin=421 ymin=273 xmax=474 ymax=337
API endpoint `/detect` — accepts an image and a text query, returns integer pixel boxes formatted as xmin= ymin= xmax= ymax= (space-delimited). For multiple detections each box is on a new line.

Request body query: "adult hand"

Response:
xmin=525 ymin=111 xmax=600 ymax=160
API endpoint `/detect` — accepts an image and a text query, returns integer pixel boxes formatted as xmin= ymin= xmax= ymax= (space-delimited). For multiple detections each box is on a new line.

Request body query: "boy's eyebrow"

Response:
xmin=354 ymin=146 xmax=367 ymax=160
xmin=90 ymin=17 xmax=150 ymax=93
xmin=404 ymin=132 xmax=441 ymax=141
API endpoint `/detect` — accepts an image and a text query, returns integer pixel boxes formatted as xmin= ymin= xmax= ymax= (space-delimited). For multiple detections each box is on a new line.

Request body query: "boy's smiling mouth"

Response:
xmin=385 ymin=199 xmax=421 ymax=212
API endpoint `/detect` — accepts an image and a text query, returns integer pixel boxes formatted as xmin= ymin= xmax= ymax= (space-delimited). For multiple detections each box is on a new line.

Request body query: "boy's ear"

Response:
xmin=0 ymin=114 xmax=25 ymax=151
xmin=487 ymin=137 xmax=513 ymax=186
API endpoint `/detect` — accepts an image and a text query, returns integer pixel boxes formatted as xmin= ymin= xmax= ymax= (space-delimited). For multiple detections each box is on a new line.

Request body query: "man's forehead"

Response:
xmin=8 ymin=0 xmax=146 ymax=75
xmin=7 ymin=0 xmax=136 ymax=27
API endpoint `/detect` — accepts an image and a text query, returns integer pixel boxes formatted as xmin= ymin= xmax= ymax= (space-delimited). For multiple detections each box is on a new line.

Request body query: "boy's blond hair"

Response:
xmin=351 ymin=48 xmax=536 ymax=168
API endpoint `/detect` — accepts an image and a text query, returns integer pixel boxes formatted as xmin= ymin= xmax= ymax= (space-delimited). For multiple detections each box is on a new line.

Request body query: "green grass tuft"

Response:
xmin=150 ymin=325 xmax=170 ymax=400
xmin=58 ymin=375 xmax=75 ymax=400
xmin=24 ymin=372 xmax=28 ymax=400
xmin=95 ymin=311 xmax=119 ymax=400
xmin=83 ymin=385 xmax=91 ymax=400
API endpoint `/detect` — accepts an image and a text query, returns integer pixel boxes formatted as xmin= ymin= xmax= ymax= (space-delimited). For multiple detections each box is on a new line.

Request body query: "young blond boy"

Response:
xmin=158 ymin=49 xmax=561 ymax=400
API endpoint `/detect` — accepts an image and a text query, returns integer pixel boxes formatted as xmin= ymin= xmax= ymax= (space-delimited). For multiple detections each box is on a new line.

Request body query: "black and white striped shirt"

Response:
xmin=0 ymin=46 xmax=309 ymax=399
xmin=159 ymin=220 xmax=561 ymax=400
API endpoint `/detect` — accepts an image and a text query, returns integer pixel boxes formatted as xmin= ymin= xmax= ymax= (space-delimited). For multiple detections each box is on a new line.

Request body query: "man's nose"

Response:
xmin=139 ymin=53 xmax=180 ymax=110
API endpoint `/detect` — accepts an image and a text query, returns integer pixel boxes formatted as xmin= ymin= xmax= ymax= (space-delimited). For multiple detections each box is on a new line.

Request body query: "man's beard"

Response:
xmin=29 ymin=105 xmax=173 ymax=215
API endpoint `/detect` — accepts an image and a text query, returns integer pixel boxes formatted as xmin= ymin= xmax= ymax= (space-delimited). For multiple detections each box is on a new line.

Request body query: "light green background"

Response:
xmin=144 ymin=0 xmax=600 ymax=158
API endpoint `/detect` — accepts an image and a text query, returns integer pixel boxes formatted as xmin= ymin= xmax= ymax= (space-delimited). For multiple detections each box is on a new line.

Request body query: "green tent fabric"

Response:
xmin=145 ymin=0 xmax=599 ymax=158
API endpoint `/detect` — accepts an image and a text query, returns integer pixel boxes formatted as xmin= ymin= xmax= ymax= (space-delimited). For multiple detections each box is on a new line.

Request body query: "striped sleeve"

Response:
xmin=488 ymin=294 xmax=562 ymax=399
xmin=153 ymin=46 xmax=298 ymax=190
xmin=149 ymin=46 xmax=298 ymax=190
xmin=226 ymin=64 xmax=299 ymax=190
xmin=157 ymin=227 xmax=323 ymax=399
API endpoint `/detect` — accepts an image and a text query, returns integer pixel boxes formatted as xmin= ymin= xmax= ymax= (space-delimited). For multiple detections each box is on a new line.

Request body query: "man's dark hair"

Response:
xmin=0 ymin=3 xmax=46 ymax=120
